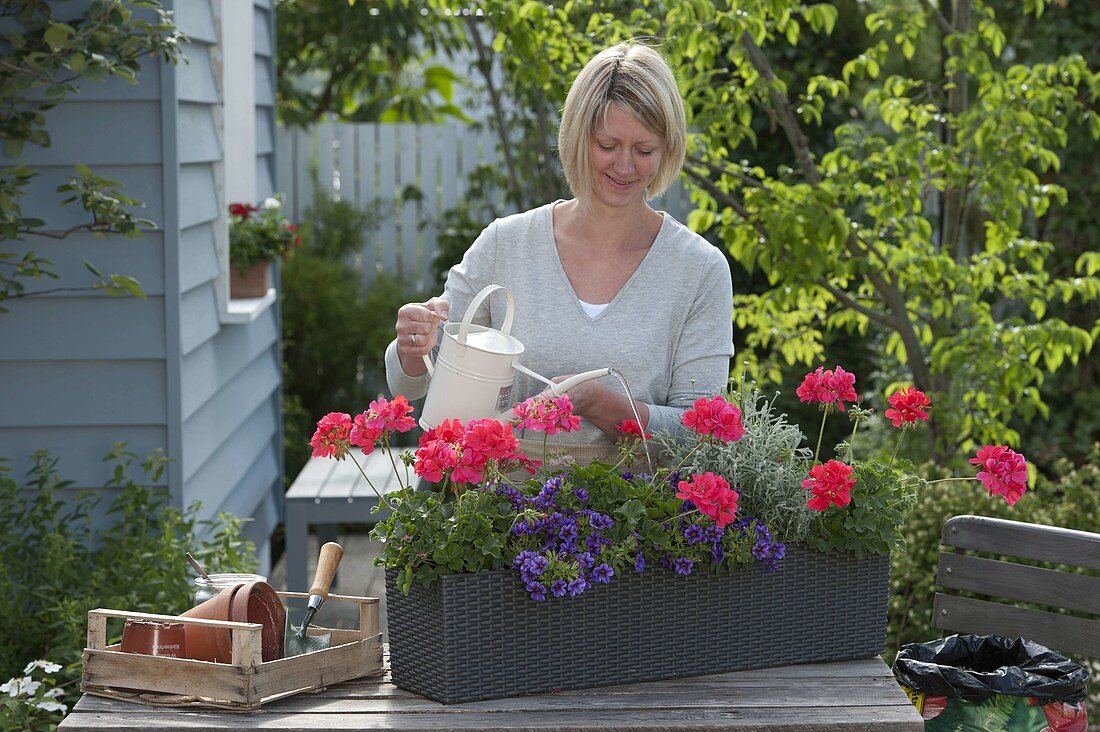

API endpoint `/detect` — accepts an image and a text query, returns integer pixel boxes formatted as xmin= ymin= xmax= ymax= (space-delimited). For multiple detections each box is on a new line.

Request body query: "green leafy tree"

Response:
xmin=0 ymin=0 xmax=184 ymax=310
xmin=275 ymin=0 xmax=468 ymax=126
xmin=475 ymin=0 xmax=1099 ymax=457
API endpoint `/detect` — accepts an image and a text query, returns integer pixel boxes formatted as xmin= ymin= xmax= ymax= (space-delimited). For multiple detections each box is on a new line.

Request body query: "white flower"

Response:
xmin=32 ymin=700 xmax=68 ymax=714
xmin=262 ymin=196 xmax=281 ymax=210
xmin=2 ymin=676 xmax=40 ymax=697
xmin=45 ymin=687 xmax=65 ymax=698
xmin=23 ymin=660 xmax=61 ymax=674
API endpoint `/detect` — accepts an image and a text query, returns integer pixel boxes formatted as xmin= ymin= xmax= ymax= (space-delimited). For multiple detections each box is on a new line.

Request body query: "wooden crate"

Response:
xmin=81 ymin=591 xmax=383 ymax=710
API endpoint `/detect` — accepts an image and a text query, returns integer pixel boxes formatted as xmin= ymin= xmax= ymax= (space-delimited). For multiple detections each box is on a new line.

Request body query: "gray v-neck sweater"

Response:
xmin=385 ymin=201 xmax=734 ymax=444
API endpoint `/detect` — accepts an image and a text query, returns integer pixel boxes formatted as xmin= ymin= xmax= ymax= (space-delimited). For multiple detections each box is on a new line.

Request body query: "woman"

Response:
xmin=386 ymin=43 xmax=733 ymax=455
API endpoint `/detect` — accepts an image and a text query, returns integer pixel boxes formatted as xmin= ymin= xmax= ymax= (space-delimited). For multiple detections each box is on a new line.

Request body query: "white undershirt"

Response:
xmin=577 ymin=297 xmax=609 ymax=317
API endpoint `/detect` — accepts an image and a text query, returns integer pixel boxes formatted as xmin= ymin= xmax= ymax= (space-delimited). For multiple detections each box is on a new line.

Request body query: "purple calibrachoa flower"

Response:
xmin=673 ymin=557 xmax=695 ymax=576
xmin=588 ymin=512 xmax=613 ymax=530
xmin=710 ymin=543 xmax=725 ymax=564
xmin=590 ymin=563 xmax=614 ymax=584
xmin=550 ymin=579 xmax=568 ymax=598
xmin=683 ymin=524 xmax=704 ymax=545
xmin=527 ymin=581 xmax=547 ymax=601
xmin=573 ymin=487 xmax=588 ymax=502
xmin=567 ymin=577 xmax=587 ymax=597
xmin=634 ymin=553 xmax=646 ymax=572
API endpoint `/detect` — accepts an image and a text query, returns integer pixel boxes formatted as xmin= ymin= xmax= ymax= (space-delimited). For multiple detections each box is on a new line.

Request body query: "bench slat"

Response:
xmin=933 ymin=593 xmax=1100 ymax=658
xmin=284 ymin=456 xmax=340 ymax=500
xmin=941 ymin=515 xmax=1100 ymax=571
xmin=937 ymin=552 xmax=1100 ymax=616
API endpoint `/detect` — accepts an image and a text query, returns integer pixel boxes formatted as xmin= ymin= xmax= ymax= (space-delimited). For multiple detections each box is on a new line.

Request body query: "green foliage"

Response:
xmin=371 ymin=452 xmax=768 ymax=596
xmin=228 ymin=198 xmax=300 ymax=272
xmin=0 ymin=1 xmax=184 ymax=308
xmin=653 ymin=379 xmax=818 ymax=544
xmin=0 ymin=445 xmax=257 ymax=730
xmin=888 ymin=445 xmax=1100 ymax=656
xmin=275 ymin=0 xmax=468 ymax=126
xmin=469 ymin=0 xmax=1100 ymax=458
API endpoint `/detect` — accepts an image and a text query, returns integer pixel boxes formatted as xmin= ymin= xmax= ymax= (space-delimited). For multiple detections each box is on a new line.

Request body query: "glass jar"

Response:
xmin=192 ymin=572 xmax=268 ymax=605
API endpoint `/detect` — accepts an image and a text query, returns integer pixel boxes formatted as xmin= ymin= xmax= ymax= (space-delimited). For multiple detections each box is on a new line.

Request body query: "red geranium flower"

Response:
xmin=796 ymin=366 xmax=858 ymax=412
xmin=884 ymin=387 xmax=931 ymax=428
xmin=615 ymin=419 xmax=652 ymax=439
xmin=228 ymin=202 xmax=257 ymax=219
xmin=676 ymin=472 xmax=740 ymax=528
xmin=682 ymin=395 xmax=745 ymax=442
xmin=309 ymin=412 xmax=353 ymax=459
xmin=969 ymin=445 xmax=1028 ymax=505
xmin=802 ymin=460 xmax=856 ymax=511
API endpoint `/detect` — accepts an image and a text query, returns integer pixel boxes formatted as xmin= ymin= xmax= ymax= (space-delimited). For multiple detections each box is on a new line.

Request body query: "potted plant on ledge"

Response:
xmin=308 ymin=368 xmax=1028 ymax=704
xmin=228 ymin=196 xmax=299 ymax=298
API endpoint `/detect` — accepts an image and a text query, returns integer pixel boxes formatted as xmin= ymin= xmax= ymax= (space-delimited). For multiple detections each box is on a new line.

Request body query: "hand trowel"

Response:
xmin=284 ymin=541 xmax=344 ymax=656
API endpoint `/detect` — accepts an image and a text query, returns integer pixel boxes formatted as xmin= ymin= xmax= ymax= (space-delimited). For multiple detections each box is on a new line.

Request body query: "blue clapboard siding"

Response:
xmin=254 ymin=1 xmax=276 ymax=200
xmin=0 ymin=0 xmax=283 ymax=573
xmin=0 ymin=426 xmax=168 ymax=489
xmin=173 ymin=0 xmax=283 ymax=568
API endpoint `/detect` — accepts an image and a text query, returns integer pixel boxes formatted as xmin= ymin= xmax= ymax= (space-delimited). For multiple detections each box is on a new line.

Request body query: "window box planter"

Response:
xmin=386 ymin=547 xmax=889 ymax=704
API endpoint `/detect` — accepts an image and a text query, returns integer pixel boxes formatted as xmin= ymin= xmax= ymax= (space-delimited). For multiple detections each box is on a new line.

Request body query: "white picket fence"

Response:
xmin=275 ymin=121 xmax=690 ymax=292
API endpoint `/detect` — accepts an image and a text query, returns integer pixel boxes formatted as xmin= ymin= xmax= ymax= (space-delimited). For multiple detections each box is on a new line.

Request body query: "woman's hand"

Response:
xmin=395 ymin=298 xmax=448 ymax=376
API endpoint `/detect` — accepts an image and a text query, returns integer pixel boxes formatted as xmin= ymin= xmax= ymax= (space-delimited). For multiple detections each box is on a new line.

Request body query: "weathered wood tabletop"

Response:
xmin=59 ymin=656 xmax=923 ymax=731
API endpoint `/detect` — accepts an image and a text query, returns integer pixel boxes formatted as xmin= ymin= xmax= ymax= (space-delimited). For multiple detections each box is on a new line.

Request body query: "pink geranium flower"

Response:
xmin=309 ymin=412 xmax=353 ymax=459
xmin=513 ymin=394 xmax=582 ymax=435
xmin=676 ymin=472 xmax=740 ymax=528
xmin=796 ymin=366 xmax=858 ymax=412
xmin=615 ymin=419 xmax=652 ymax=439
xmin=970 ymin=445 xmax=1028 ymax=505
xmin=350 ymin=412 xmax=382 ymax=455
xmin=884 ymin=387 xmax=931 ymax=428
xmin=413 ymin=439 xmax=459 ymax=483
xmin=802 ymin=460 xmax=856 ymax=511
xmin=681 ymin=396 xmax=745 ymax=442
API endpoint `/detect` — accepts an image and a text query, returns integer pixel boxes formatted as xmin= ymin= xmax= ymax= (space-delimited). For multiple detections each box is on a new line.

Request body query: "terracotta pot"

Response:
xmin=120 ymin=620 xmax=185 ymax=657
xmin=181 ymin=580 xmax=285 ymax=663
xmin=229 ymin=580 xmax=285 ymax=662
xmin=230 ymin=261 xmax=271 ymax=298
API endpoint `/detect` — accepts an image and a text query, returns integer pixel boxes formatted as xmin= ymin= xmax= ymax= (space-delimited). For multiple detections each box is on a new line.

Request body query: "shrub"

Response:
xmin=0 ymin=445 xmax=257 ymax=731
xmin=281 ymin=191 xmax=430 ymax=482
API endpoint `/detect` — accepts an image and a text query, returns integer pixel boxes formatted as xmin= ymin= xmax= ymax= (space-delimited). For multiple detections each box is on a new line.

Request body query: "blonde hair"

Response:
xmin=558 ymin=43 xmax=686 ymax=205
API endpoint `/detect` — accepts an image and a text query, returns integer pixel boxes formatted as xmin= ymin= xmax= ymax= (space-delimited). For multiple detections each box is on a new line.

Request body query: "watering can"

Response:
xmin=419 ymin=284 xmax=612 ymax=429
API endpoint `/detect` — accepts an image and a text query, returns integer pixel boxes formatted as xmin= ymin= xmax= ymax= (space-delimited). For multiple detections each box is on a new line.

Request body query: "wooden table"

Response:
xmin=59 ymin=657 xmax=923 ymax=731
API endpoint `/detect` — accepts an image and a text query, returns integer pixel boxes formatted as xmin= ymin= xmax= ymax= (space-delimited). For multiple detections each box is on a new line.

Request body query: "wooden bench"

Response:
xmin=933 ymin=514 xmax=1100 ymax=658
xmin=283 ymin=448 xmax=408 ymax=593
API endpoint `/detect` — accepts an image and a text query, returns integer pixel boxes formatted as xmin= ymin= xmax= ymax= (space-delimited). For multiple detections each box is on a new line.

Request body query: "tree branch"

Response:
xmin=682 ymin=165 xmax=770 ymax=241
xmin=685 ymin=153 xmax=764 ymax=189
xmin=919 ymin=0 xmax=955 ymax=35
xmin=740 ymin=31 xmax=821 ymax=185
xmin=465 ymin=15 xmax=519 ymax=199
xmin=817 ymin=280 xmax=894 ymax=329
xmin=16 ymin=223 xmax=114 ymax=239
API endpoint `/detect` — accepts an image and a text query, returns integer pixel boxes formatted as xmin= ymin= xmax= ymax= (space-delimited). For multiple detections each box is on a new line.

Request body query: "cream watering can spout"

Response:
xmin=418 ymin=285 xmax=613 ymax=429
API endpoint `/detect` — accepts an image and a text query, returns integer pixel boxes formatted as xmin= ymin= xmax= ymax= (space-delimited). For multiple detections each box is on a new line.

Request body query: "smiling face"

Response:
xmin=588 ymin=104 xmax=665 ymax=210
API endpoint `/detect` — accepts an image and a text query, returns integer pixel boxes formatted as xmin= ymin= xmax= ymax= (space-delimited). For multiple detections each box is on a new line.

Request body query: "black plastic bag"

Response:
xmin=892 ymin=634 xmax=1090 ymax=731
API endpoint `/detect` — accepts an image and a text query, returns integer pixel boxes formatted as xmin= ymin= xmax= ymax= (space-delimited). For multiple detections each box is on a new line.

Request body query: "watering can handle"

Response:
xmin=458 ymin=285 xmax=515 ymax=346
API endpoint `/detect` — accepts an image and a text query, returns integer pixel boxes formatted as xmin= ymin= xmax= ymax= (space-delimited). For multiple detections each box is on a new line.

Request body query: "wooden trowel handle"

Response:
xmin=308 ymin=541 xmax=344 ymax=598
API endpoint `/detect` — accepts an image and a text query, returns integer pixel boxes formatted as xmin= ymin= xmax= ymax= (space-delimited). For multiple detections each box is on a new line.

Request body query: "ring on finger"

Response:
xmin=410 ymin=333 xmax=418 ymax=346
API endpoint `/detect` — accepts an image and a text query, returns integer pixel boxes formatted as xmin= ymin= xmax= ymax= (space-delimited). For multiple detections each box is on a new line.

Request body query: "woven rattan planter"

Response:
xmin=386 ymin=547 xmax=889 ymax=703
